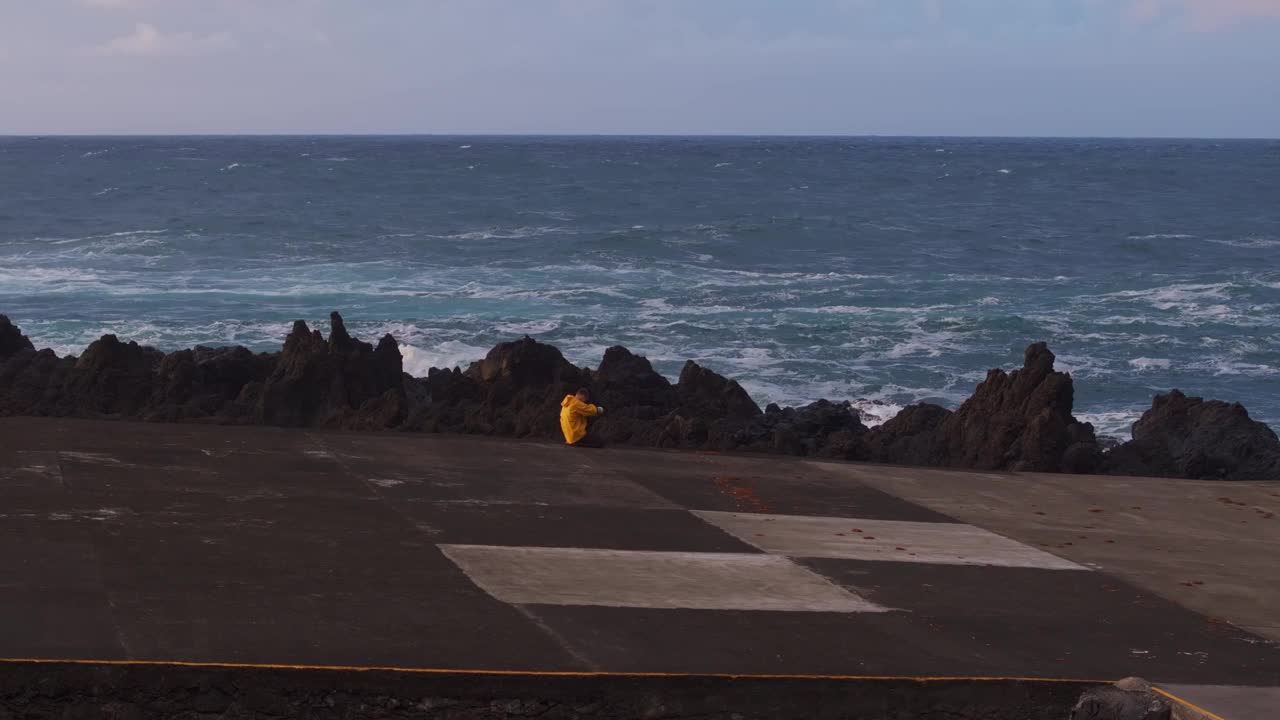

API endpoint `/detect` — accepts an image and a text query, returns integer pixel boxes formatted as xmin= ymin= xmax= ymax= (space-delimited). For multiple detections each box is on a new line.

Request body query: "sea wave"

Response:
xmin=1076 ymin=410 xmax=1141 ymax=439
xmin=1129 ymin=357 xmax=1172 ymax=371
xmin=942 ymin=273 xmax=1074 ymax=284
xmin=399 ymin=341 xmax=489 ymax=376
xmin=1206 ymin=237 xmax=1280 ymax=249
xmin=45 ymin=229 xmax=169 ymax=246
xmin=883 ymin=335 xmax=963 ymax=360
xmin=1190 ymin=359 xmax=1279 ymax=377
xmin=1096 ymin=282 xmax=1233 ymax=303
xmin=493 ymin=319 xmax=562 ymax=335
xmin=1050 ymin=354 xmax=1114 ymax=379
xmin=428 ymin=226 xmax=567 ymax=241
xmin=0 ymin=267 xmax=105 ymax=288
xmin=850 ymin=398 xmax=906 ymax=427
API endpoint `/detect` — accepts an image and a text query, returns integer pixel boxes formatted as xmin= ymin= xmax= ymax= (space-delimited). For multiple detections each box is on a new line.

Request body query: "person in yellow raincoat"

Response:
xmin=560 ymin=388 xmax=605 ymax=447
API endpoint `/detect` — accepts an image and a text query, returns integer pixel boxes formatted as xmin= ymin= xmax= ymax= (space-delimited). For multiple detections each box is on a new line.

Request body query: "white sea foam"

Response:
xmin=493 ymin=319 xmax=561 ymax=335
xmin=108 ymin=229 xmax=167 ymax=238
xmin=997 ymin=168 xmax=1012 ymax=174
xmin=94 ymin=187 xmax=118 ymax=197
xmin=694 ymin=347 xmax=787 ymax=373
xmin=0 ymin=267 xmax=103 ymax=286
xmin=399 ymin=342 xmax=489 ymax=376
xmin=432 ymin=226 xmax=564 ymax=241
xmin=714 ymin=162 xmax=732 ymax=168
xmin=221 ymin=163 xmax=242 ymax=171
xmin=1093 ymin=315 xmax=1174 ymax=327
xmin=1129 ymin=357 xmax=1172 ymax=371
xmin=12 ymin=318 xmax=298 ymax=357
xmin=685 ymin=305 xmax=751 ymax=315
xmin=865 ymin=222 xmax=919 ymax=233
xmin=324 ymin=157 xmax=354 ymax=162
xmin=1117 ymin=279 xmax=1224 ymax=303
xmin=1052 ymin=354 xmax=1111 ymax=379
xmin=458 ymin=145 xmax=472 ymax=149
xmin=884 ymin=334 xmax=959 ymax=359
xmin=419 ymin=282 xmax=632 ymax=302
xmin=1190 ymin=359 xmax=1278 ymax=377
xmin=519 ymin=209 xmax=574 ymax=221
xmin=1112 ymin=284 xmax=1272 ymax=328
xmin=790 ymin=305 xmax=878 ymax=315
xmin=46 ymin=229 xmax=168 ymax=246
xmin=638 ymin=298 xmax=675 ymax=315
xmin=735 ymin=378 xmax=865 ymax=414
xmin=1076 ymin=410 xmax=1140 ymax=439
xmin=691 ymin=268 xmax=893 ymax=288
xmin=943 ymin=273 xmax=1074 ymax=284
xmin=1128 ymin=233 xmax=1195 ymax=240
xmin=1207 ymin=237 xmax=1280 ymax=249
xmin=851 ymin=398 xmax=907 ymax=427
xmin=746 ymin=376 xmax=976 ymax=428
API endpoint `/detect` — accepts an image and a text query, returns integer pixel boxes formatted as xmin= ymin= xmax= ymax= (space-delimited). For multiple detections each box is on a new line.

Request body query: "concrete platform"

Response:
xmin=822 ymin=462 xmax=1280 ymax=644
xmin=2 ymin=417 xmax=1278 ymax=717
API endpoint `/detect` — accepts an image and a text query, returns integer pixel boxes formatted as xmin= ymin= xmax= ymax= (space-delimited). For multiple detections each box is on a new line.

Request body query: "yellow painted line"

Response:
xmin=1153 ymin=687 xmax=1229 ymax=720
xmin=0 ymin=658 xmax=1106 ymax=684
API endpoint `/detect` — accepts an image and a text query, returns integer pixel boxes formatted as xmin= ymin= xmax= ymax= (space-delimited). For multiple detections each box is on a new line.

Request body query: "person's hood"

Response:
xmin=562 ymin=395 xmax=576 ymax=408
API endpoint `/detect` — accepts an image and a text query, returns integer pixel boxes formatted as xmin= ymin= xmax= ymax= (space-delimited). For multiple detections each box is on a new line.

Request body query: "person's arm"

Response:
xmin=574 ymin=401 xmax=601 ymax=417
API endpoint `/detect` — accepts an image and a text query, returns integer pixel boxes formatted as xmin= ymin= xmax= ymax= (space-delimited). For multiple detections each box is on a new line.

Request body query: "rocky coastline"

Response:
xmin=2 ymin=312 xmax=1277 ymax=481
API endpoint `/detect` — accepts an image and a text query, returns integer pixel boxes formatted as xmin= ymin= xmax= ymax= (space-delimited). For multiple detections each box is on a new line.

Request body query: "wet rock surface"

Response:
xmin=254 ymin=313 xmax=406 ymax=429
xmin=855 ymin=343 xmax=1104 ymax=474
xmin=1 ymin=311 xmax=1276 ymax=480
xmin=0 ymin=314 xmax=33 ymax=358
xmin=1103 ymin=390 xmax=1280 ymax=481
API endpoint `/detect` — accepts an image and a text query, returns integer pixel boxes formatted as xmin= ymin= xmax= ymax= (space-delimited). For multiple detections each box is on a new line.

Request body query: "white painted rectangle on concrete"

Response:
xmin=439 ymin=544 xmax=888 ymax=612
xmin=694 ymin=511 xmax=1086 ymax=571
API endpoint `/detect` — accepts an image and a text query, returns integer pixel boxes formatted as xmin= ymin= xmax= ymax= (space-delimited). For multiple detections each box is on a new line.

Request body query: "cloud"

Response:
xmin=93 ymin=22 xmax=233 ymax=56
xmin=1132 ymin=0 xmax=1280 ymax=30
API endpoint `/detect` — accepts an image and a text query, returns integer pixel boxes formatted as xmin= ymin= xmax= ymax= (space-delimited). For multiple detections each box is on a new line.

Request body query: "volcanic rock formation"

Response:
xmin=2 ymin=312 xmax=1276 ymax=481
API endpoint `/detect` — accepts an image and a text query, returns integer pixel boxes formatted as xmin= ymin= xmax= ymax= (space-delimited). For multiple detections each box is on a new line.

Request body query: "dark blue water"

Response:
xmin=1 ymin=136 xmax=1277 ymax=435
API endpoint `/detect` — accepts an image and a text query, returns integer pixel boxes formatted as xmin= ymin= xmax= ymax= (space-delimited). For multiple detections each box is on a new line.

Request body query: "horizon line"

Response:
xmin=1 ymin=131 xmax=1277 ymax=141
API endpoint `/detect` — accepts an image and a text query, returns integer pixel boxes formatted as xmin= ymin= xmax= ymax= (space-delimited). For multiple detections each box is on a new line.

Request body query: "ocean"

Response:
xmin=1 ymin=136 xmax=1277 ymax=437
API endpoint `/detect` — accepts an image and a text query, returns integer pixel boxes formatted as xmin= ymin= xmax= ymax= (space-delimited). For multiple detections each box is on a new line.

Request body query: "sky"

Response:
xmin=1 ymin=0 xmax=1278 ymax=137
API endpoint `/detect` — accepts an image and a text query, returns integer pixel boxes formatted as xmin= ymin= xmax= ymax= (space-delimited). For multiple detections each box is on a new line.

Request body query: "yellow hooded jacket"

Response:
xmin=559 ymin=394 xmax=600 ymax=445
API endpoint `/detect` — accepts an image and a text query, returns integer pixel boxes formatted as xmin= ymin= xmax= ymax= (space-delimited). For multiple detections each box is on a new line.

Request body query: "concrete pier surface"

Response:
xmin=2 ymin=417 xmax=1277 ymax=718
